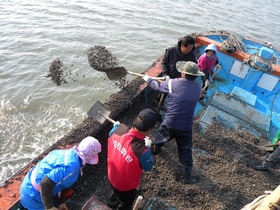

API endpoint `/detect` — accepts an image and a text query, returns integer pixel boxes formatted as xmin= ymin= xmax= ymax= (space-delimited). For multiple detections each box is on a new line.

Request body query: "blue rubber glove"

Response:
xmin=109 ymin=121 xmax=120 ymax=136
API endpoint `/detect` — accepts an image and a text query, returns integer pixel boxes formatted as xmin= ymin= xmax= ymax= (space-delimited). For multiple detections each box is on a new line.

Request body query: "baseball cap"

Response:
xmin=133 ymin=109 xmax=158 ymax=132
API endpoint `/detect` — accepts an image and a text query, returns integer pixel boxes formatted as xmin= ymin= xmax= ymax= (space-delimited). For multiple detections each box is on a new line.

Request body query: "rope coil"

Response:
xmin=192 ymin=30 xmax=280 ymax=72
xmin=247 ymin=53 xmax=273 ymax=73
xmin=220 ymin=40 xmax=237 ymax=53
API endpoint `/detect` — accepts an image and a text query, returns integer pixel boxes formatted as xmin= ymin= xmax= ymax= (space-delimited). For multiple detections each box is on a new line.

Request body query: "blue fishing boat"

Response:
xmin=193 ymin=30 xmax=280 ymax=142
xmin=1 ymin=30 xmax=280 ymax=209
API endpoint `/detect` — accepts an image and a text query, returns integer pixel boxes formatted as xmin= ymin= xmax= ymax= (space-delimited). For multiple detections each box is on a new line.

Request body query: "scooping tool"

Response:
xmin=132 ymin=195 xmax=143 ymax=210
xmin=256 ymin=142 xmax=278 ymax=152
xmin=87 ymin=45 xmax=164 ymax=81
xmin=81 ymin=194 xmax=111 ymax=210
xmin=262 ymin=143 xmax=279 ymax=147
xmin=104 ymin=67 xmax=165 ymax=81
xmin=127 ymin=70 xmax=165 ymax=81
xmin=87 ymin=101 xmax=116 ymax=124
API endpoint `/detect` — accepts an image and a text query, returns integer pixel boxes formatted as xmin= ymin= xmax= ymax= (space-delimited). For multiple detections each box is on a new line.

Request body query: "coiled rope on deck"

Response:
xmin=246 ymin=53 xmax=274 ymax=72
xmin=219 ymin=30 xmax=248 ymax=54
xmin=192 ymin=30 xmax=280 ymax=72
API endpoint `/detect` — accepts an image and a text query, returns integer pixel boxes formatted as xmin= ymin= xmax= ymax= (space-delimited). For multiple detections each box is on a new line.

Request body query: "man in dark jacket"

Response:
xmin=162 ymin=35 xmax=197 ymax=78
xmin=107 ymin=109 xmax=158 ymax=210
xmin=143 ymin=61 xmax=204 ymax=184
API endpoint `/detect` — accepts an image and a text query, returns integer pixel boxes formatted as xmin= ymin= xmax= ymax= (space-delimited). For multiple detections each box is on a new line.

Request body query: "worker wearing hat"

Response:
xmin=20 ymin=136 xmax=101 ymax=210
xmin=197 ymin=43 xmax=221 ymax=105
xmin=143 ymin=61 xmax=204 ymax=184
xmin=107 ymin=109 xmax=158 ymax=210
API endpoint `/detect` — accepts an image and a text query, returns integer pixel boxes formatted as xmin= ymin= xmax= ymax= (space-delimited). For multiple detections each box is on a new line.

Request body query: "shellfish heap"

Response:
xmin=87 ymin=45 xmax=127 ymax=80
xmin=46 ymin=58 xmax=68 ymax=86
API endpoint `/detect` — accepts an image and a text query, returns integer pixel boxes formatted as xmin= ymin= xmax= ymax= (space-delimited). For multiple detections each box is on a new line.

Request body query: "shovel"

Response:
xmin=81 ymin=194 xmax=111 ymax=210
xmin=262 ymin=143 xmax=279 ymax=148
xmin=104 ymin=67 xmax=165 ymax=81
xmin=126 ymin=70 xmax=165 ymax=81
xmin=132 ymin=195 xmax=143 ymax=210
xmin=257 ymin=142 xmax=279 ymax=152
xmin=87 ymin=101 xmax=116 ymax=124
xmin=87 ymin=45 xmax=164 ymax=81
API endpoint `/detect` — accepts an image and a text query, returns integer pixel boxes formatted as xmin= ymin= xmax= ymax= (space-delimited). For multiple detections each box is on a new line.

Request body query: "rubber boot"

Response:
xmin=184 ymin=166 xmax=197 ymax=184
xmin=253 ymin=160 xmax=271 ymax=171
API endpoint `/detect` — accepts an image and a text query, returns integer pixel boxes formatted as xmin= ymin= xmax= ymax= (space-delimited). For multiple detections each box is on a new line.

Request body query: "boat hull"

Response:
xmin=1 ymin=30 xmax=280 ymax=209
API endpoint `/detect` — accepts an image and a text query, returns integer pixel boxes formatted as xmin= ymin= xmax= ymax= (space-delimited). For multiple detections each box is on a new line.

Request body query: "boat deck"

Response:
xmin=1 ymin=31 xmax=280 ymax=209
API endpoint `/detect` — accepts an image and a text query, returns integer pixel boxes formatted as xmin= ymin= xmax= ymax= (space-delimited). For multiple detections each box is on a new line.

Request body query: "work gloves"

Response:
xmin=144 ymin=136 xmax=153 ymax=148
xmin=109 ymin=121 xmax=120 ymax=136
xmin=163 ymin=75 xmax=170 ymax=81
xmin=143 ymin=74 xmax=150 ymax=81
xmin=215 ymin=63 xmax=222 ymax=70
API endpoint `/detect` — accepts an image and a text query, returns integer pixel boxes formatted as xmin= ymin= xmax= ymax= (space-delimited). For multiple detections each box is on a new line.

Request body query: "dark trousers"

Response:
xmin=155 ymin=124 xmax=193 ymax=167
xmin=200 ymin=74 xmax=210 ymax=98
xmin=111 ymin=185 xmax=136 ymax=210
xmin=202 ymin=75 xmax=209 ymax=91
xmin=266 ymin=146 xmax=280 ymax=163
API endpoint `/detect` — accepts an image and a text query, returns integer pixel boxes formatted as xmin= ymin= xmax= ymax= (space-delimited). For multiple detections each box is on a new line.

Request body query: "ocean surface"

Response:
xmin=0 ymin=0 xmax=279 ymax=184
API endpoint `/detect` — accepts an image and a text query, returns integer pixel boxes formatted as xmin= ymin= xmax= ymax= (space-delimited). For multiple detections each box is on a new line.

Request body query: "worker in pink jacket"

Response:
xmin=197 ymin=43 xmax=221 ymax=105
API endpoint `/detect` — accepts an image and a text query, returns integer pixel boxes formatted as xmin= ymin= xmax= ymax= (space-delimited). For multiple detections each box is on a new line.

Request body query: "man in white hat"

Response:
xmin=20 ymin=136 xmax=101 ymax=210
xmin=143 ymin=61 xmax=204 ymax=184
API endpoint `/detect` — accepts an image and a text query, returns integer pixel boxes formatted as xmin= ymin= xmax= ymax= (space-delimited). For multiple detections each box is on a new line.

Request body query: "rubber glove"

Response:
xmin=205 ymin=79 xmax=210 ymax=87
xmin=215 ymin=64 xmax=222 ymax=70
xmin=164 ymin=75 xmax=170 ymax=81
xmin=143 ymin=74 xmax=150 ymax=81
xmin=109 ymin=121 xmax=120 ymax=136
xmin=144 ymin=136 xmax=153 ymax=148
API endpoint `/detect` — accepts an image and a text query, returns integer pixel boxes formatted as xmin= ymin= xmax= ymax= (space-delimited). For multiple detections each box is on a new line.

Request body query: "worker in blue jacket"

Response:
xmin=20 ymin=136 xmax=101 ymax=210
